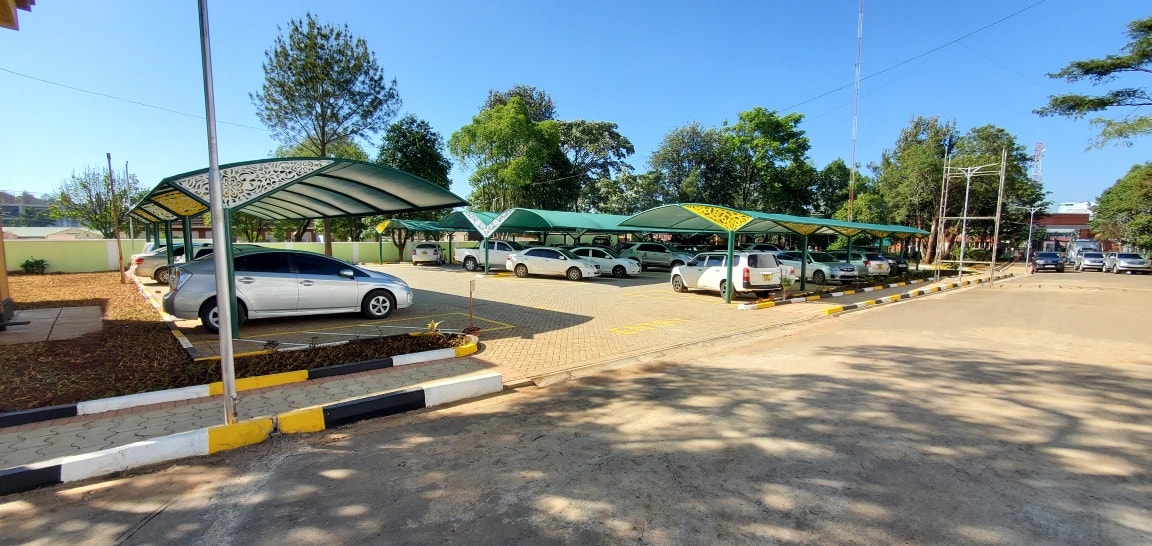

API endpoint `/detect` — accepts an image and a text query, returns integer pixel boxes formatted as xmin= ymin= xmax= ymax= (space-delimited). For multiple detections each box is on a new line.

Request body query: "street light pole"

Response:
xmin=1018 ymin=205 xmax=1043 ymax=265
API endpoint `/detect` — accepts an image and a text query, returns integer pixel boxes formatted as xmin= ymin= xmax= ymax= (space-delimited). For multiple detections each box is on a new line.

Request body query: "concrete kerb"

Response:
xmin=0 ymin=336 xmax=480 ymax=429
xmin=822 ymin=273 xmax=1016 ymax=315
xmin=0 ymin=370 xmax=503 ymax=496
xmin=737 ymin=278 xmax=928 ymax=310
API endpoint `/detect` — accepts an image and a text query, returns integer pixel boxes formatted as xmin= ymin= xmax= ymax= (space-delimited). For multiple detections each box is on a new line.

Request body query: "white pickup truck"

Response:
xmin=455 ymin=240 xmax=528 ymax=271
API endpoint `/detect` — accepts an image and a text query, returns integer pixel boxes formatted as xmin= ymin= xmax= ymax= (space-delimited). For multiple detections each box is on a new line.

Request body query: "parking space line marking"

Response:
xmin=609 ymin=318 xmax=688 ymax=336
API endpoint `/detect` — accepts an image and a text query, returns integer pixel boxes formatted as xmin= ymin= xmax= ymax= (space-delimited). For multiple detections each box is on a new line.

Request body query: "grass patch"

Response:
xmin=0 ymin=272 xmax=466 ymax=412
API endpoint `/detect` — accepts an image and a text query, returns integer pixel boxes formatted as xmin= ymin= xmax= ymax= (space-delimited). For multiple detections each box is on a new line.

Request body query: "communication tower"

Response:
xmin=1032 ymin=142 xmax=1045 ymax=184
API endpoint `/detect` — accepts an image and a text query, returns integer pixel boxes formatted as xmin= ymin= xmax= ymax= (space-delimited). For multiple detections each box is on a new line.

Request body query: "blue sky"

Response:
xmin=2 ymin=0 xmax=1149 ymax=208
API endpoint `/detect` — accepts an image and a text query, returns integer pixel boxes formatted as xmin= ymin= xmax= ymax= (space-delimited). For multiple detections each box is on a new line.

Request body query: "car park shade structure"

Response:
xmin=620 ymin=204 xmax=928 ymax=302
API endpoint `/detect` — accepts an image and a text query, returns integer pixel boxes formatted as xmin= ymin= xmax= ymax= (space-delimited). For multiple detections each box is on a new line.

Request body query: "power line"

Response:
xmin=779 ymin=0 xmax=1049 ymax=113
xmin=0 ymin=66 xmax=268 ymax=132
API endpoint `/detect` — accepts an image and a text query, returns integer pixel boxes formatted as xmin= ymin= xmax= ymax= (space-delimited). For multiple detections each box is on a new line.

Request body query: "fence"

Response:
xmin=2 ymin=239 xmax=481 ymax=274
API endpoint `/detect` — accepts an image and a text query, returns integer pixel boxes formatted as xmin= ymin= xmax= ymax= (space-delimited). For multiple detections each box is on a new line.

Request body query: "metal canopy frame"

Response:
xmin=620 ymin=204 xmax=929 ymax=303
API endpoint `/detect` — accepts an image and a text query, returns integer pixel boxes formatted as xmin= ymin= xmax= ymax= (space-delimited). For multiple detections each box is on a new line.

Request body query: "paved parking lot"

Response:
xmin=151 ymin=263 xmax=922 ymax=384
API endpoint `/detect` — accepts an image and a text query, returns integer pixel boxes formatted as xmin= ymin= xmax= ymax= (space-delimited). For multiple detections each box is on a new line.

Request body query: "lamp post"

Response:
xmin=1017 ymin=205 xmax=1043 ymax=266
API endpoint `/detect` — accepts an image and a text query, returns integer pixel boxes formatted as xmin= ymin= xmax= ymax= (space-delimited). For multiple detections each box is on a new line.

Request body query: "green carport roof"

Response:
xmin=619 ymin=204 xmax=929 ymax=238
xmin=127 ymin=157 xmax=469 ymax=223
xmin=438 ymin=208 xmax=700 ymax=234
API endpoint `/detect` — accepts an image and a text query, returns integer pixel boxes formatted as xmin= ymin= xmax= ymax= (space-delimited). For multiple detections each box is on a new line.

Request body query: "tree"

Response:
xmin=9 ymin=207 xmax=54 ymax=227
xmin=557 ymin=120 xmax=635 ymax=211
xmin=370 ymin=115 xmax=454 ymax=249
xmin=448 ymin=97 xmax=563 ymax=210
xmin=251 ymin=12 xmax=401 ymax=253
xmin=649 ymin=122 xmax=733 ymax=206
xmin=873 ymin=116 xmax=957 ymax=262
xmin=231 ymin=212 xmax=274 ymax=243
xmin=1035 ymin=16 xmax=1152 ymax=147
xmin=812 ymin=159 xmax=851 ymax=218
xmin=1092 ymin=162 xmax=1152 ymax=250
xmin=722 ymin=107 xmax=813 ymax=215
xmin=271 ymin=138 xmax=370 ymax=242
xmin=483 ymin=84 xmax=556 ymax=122
xmin=596 ymin=171 xmax=669 ymax=215
xmin=50 ymin=167 xmax=144 ymax=238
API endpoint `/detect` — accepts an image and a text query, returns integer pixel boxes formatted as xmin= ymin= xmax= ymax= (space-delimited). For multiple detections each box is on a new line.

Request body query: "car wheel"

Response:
xmin=718 ymin=280 xmax=728 ymax=295
xmin=198 ymin=297 xmax=246 ymax=334
xmin=514 ymin=264 xmax=529 ymax=278
xmin=612 ymin=265 xmax=627 ymax=278
xmin=361 ymin=290 xmax=396 ymax=319
xmin=566 ymin=267 xmax=583 ymax=281
xmin=463 ymin=257 xmax=478 ymax=271
xmin=812 ymin=270 xmax=826 ymax=285
xmin=154 ymin=267 xmax=170 ymax=284
xmin=672 ymin=275 xmax=688 ymax=293
xmin=671 ymin=260 xmax=685 ymax=268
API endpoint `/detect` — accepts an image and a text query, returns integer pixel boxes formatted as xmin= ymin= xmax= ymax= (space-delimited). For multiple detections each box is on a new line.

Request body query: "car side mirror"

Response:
xmin=339 ymin=269 xmax=356 ymax=279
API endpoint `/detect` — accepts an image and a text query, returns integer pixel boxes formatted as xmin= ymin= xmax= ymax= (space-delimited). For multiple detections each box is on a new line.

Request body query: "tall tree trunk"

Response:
xmin=323 ymin=218 xmax=333 ymax=256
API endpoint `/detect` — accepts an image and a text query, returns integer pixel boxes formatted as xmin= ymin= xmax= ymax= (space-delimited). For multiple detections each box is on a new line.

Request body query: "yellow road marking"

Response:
xmin=609 ymin=318 xmax=688 ymax=336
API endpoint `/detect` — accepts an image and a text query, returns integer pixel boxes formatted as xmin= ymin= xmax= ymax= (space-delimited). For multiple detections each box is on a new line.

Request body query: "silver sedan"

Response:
xmin=162 ymin=248 xmax=413 ymax=333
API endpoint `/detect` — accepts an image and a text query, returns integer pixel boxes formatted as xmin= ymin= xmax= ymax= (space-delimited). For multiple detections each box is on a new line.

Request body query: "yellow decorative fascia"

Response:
xmin=864 ymin=229 xmax=889 ymax=238
xmin=837 ymin=227 xmax=863 ymax=237
xmin=152 ymin=190 xmax=208 ymax=217
xmin=683 ymin=205 xmax=752 ymax=232
xmin=777 ymin=222 xmax=822 ymax=236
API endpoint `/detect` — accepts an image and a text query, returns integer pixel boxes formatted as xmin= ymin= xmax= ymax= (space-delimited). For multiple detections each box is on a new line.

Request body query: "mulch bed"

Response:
xmin=0 ymin=272 xmax=467 ymax=412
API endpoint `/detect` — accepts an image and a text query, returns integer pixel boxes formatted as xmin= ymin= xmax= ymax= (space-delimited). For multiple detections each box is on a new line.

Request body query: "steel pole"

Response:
xmin=198 ymin=0 xmax=238 ymax=424
xmin=958 ymin=171 xmax=973 ymax=283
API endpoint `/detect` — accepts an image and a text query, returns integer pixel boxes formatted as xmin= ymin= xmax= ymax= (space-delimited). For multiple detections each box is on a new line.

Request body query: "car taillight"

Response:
xmin=864 ymin=260 xmax=871 ymax=266
xmin=743 ymin=269 xmax=749 ymax=283
xmin=411 ymin=249 xmax=416 ymax=256
xmin=433 ymin=248 xmax=439 ymax=254
xmin=134 ymin=257 xmax=143 ymax=265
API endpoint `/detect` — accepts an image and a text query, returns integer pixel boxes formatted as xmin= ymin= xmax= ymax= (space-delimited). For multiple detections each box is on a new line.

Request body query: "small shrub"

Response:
xmin=20 ymin=258 xmax=48 ymax=275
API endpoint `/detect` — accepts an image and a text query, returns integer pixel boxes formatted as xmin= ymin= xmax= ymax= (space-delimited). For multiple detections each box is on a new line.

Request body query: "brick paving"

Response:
xmin=4 ymin=263 xmax=949 ymax=472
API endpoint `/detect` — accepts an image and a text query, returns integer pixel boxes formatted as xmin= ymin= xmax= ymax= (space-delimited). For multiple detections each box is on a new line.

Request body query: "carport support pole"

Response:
xmin=482 ymin=236 xmax=490 ymax=275
xmin=799 ymin=234 xmax=808 ymax=291
xmin=164 ymin=221 xmax=175 ymax=266
xmin=198 ymin=0 xmax=238 ymax=424
xmin=182 ymin=216 xmax=193 ymax=262
xmin=724 ymin=230 xmax=734 ymax=304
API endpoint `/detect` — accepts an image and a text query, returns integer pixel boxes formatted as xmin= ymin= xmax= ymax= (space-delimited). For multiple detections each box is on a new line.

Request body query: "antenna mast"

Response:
xmin=1032 ymin=142 xmax=1045 ymax=185
xmin=848 ymin=0 xmax=864 ymax=221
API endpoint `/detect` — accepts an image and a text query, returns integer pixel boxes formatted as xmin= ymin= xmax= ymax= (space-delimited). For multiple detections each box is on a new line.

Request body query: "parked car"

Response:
xmin=571 ymin=246 xmax=642 ymax=278
xmin=670 ymin=252 xmax=794 ymax=297
xmin=132 ymin=243 xmax=211 ymax=284
xmin=454 ymin=240 xmax=527 ymax=271
xmin=411 ymin=242 xmax=444 ymax=265
xmin=827 ymin=250 xmax=890 ymax=277
xmin=1032 ymin=251 xmax=1065 ymax=272
xmin=163 ymin=247 xmax=413 ymax=333
xmin=775 ymin=251 xmax=859 ymax=285
xmin=1103 ymin=252 xmax=1151 ymax=274
xmin=505 ymin=247 xmax=601 ymax=280
xmin=1074 ymin=251 xmax=1106 ymax=272
xmin=741 ymin=243 xmax=785 ymax=253
xmin=617 ymin=242 xmax=695 ymax=270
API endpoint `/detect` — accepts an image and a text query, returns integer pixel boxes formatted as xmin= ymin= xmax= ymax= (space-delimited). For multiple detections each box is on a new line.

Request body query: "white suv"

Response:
xmin=671 ymin=252 xmax=793 ymax=297
xmin=618 ymin=242 xmax=695 ymax=270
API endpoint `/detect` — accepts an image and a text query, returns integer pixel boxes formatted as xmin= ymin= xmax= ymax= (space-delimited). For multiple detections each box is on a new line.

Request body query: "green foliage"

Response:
xmin=1035 ymin=16 xmax=1152 ymax=147
xmin=251 ymin=12 xmax=400 ymax=157
xmin=723 ymin=107 xmax=813 ymax=215
xmin=649 ymin=122 xmax=733 ymax=205
xmin=1092 ymin=162 xmax=1152 ymax=249
xmin=448 ymin=97 xmax=564 ymax=210
xmin=557 ymin=120 xmax=635 ymax=211
xmin=8 ymin=207 xmax=54 ymax=227
xmin=230 ymin=212 xmax=274 ymax=243
xmin=596 ymin=171 xmax=668 ymax=215
xmin=812 ymin=159 xmax=851 ymax=218
xmin=371 ymin=114 xmax=455 ymax=246
xmin=20 ymin=258 xmax=48 ymax=274
xmin=483 ymin=84 xmax=556 ymax=122
xmin=833 ymin=191 xmax=886 ymax=225
xmin=873 ymin=116 xmax=955 ymax=230
xmin=50 ymin=167 xmax=145 ymax=238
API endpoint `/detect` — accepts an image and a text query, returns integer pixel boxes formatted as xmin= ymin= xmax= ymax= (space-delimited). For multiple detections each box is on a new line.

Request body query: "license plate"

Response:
xmin=761 ymin=272 xmax=773 ymax=280
xmin=420 ymin=251 xmax=428 ymax=255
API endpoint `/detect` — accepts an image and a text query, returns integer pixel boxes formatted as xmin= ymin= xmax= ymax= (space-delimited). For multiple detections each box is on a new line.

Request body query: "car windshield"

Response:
xmin=595 ymin=247 xmax=623 ymax=258
xmin=1037 ymin=252 xmax=1060 ymax=258
xmin=808 ymin=252 xmax=839 ymax=262
xmin=1083 ymin=252 xmax=1104 ymax=258
xmin=1117 ymin=253 xmax=1143 ymax=259
xmin=556 ymin=249 xmax=580 ymax=260
xmin=507 ymin=241 xmax=526 ymax=250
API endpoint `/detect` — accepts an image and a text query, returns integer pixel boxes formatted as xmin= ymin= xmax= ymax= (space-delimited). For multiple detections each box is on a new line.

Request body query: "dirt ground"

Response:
xmin=2 ymin=271 xmax=1150 ymax=545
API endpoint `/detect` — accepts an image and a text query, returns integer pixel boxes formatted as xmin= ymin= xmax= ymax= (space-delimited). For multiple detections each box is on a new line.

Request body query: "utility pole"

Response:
xmin=946 ymin=162 xmax=999 ymax=282
xmin=1017 ymin=205 xmax=1043 ymax=265
xmin=106 ymin=153 xmax=125 ymax=282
